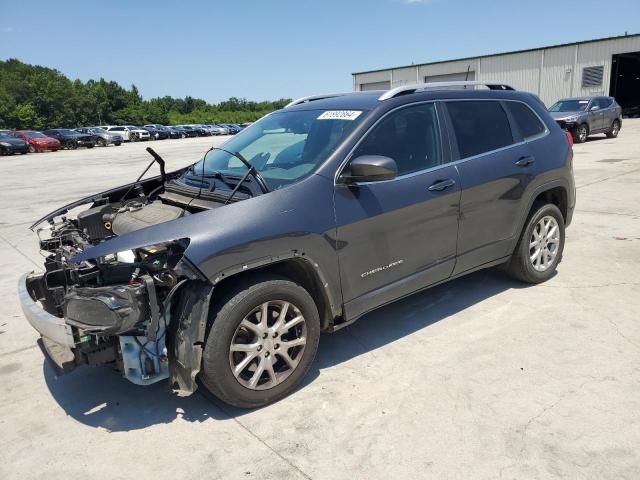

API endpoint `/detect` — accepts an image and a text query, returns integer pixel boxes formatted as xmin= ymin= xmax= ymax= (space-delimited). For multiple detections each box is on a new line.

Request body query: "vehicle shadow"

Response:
xmin=585 ymin=135 xmax=612 ymax=142
xmin=44 ymin=268 xmax=528 ymax=431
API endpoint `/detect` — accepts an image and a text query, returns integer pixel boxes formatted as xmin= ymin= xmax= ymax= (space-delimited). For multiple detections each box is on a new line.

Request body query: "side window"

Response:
xmin=504 ymin=101 xmax=545 ymax=139
xmin=598 ymin=98 xmax=612 ymax=109
xmin=353 ymin=103 xmax=442 ymax=175
xmin=446 ymin=101 xmax=513 ymax=159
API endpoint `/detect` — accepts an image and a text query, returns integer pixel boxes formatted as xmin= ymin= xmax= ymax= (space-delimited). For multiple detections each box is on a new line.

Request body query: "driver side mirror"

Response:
xmin=342 ymin=155 xmax=398 ymax=183
xmin=589 ymin=105 xmax=600 ymax=111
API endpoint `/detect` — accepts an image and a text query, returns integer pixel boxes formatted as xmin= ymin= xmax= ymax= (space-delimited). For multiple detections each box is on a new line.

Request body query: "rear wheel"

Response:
xmin=573 ymin=123 xmax=588 ymax=143
xmin=28 ymin=145 xmax=36 ymax=153
xmin=507 ymin=204 xmax=565 ymax=284
xmin=200 ymin=276 xmax=320 ymax=408
xmin=67 ymin=140 xmax=78 ymax=150
xmin=606 ymin=119 xmax=620 ymax=138
xmin=96 ymin=138 xmax=106 ymax=147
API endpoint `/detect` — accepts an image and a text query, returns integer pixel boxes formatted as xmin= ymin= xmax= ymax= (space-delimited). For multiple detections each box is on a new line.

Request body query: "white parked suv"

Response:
xmin=105 ymin=125 xmax=150 ymax=142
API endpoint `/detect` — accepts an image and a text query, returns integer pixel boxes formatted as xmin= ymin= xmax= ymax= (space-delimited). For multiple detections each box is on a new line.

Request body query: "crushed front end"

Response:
xmin=19 ymin=183 xmax=214 ymax=394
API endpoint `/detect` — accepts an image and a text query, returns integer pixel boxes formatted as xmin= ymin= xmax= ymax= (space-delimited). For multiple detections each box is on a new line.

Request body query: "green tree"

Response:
xmin=0 ymin=58 xmax=291 ymax=129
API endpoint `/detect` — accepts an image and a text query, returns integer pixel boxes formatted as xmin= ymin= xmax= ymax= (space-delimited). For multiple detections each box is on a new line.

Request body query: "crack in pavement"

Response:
xmin=0 ymin=231 xmax=40 ymax=269
xmin=604 ymin=314 xmax=640 ymax=350
xmin=576 ymin=167 xmax=640 ymax=190
xmin=538 ymin=282 xmax=640 ymax=289
xmin=518 ymin=378 xmax=597 ymax=458
xmin=0 ymin=344 xmax=38 ymax=358
xmin=215 ymin=404 xmax=313 ymax=480
xmin=575 ymin=209 xmax=640 ymax=218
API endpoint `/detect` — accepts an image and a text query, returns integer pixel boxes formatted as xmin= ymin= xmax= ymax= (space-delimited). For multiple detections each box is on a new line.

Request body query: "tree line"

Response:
xmin=0 ymin=58 xmax=291 ymax=130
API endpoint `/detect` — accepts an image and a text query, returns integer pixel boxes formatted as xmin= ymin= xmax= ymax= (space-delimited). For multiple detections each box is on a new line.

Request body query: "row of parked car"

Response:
xmin=0 ymin=123 xmax=250 ymax=155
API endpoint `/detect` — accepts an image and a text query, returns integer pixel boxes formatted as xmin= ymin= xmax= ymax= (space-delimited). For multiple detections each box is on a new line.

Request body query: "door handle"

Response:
xmin=428 ymin=179 xmax=456 ymax=191
xmin=515 ymin=156 xmax=535 ymax=167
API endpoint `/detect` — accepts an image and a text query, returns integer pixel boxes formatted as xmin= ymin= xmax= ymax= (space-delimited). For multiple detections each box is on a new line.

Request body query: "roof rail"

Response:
xmin=285 ymin=94 xmax=348 ymax=108
xmin=285 ymin=90 xmax=380 ymax=108
xmin=378 ymin=81 xmax=515 ymax=101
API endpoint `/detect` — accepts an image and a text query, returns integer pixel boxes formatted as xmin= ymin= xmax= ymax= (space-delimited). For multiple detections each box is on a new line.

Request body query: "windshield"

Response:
xmin=58 ymin=129 xmax=77 ymax=135
xmin=91 ymin=127 xmax=107 ymax=134
xmin=549 ymin=99 xmax=589 ymax=112
xmin=191 ymin=108 xmax=367 ymax=190
xmin=27 ymin=131 xmax=47 ymax=138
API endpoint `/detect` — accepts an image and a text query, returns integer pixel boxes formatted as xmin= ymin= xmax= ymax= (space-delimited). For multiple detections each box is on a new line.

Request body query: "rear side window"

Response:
xmin=353 ymin=103 xmax=442 ymax=175
xmin=446 ymin=101 xmax=513 ymax=159
xmin=598 ymin=98 xmax=613 ymax=108
xmin=504 ymin=101 xmax=545 ymax=139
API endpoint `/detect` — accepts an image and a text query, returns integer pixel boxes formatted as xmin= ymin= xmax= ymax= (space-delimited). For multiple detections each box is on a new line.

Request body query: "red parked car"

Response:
xmin=13 ymin=130 xmax=61 ymax=153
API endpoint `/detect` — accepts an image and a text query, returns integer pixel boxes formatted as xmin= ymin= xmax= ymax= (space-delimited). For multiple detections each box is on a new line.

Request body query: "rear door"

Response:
xmin=598 ymin=97 xmax=616 ymax=130
xmin=445 ymin=99 xmax=539 ymax=275
xmin=334 ymin=102 xmax=461 ymax=320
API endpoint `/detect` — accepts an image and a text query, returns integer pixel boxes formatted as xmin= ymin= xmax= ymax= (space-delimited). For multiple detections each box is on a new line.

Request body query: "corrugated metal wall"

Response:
xmin=354 ymin=36 xmax=640 ymax=106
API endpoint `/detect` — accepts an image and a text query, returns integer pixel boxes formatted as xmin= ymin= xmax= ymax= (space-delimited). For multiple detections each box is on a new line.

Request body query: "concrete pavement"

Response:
xmin=1 ymin=125 xmax=639 ymax=479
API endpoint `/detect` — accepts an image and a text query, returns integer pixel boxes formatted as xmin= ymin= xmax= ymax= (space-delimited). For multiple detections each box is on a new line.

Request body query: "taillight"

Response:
xmin=565 ymin=130 xmax=574 ymax=147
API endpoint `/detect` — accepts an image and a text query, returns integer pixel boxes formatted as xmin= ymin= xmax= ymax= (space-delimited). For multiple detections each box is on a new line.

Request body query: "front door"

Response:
xmin=334 ymin=102 xmax=461 ymax=320
xmin=586 ymin=99 xmax=605 ymax=132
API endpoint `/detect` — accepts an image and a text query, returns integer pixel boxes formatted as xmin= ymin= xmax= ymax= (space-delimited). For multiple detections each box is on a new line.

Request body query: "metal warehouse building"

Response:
xmin=352 ymin=34 xmax=640 ymax=113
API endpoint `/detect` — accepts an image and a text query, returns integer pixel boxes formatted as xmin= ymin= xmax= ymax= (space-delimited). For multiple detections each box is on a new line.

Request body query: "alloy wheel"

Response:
xmin=611 ymin=122 xmax=619 ymax=136
xmin=529 ymin=215 xmax=560 ymax=272
xmin=578 ymin=125 xmax=587 ymax=142
xmin=228 ymin=300 xmax=307 ymax=391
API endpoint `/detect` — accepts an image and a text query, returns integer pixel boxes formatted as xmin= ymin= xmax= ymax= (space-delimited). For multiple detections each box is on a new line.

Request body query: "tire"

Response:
xmin=28 ymin=145 xmax=36 ymax=153
xmin=96 ymin=138 xmax=106 ymax=147
xmin=115 ymin=142 xmax=122 ymax=146
xmin=200 ymin=276 xmax=320 ymax=408
xmin=606 ymin=119 xmax=620 ymax=138
xmin=87 ymin=144 xmax=94 ymax=149
xmin=506 ymin=203 xmax=565 ymax=284
xmin=130 ymin=134 xmax=137 ymax=142
xmin=573 ymin=123 xmax=588 ymax=143
xmin=67 ymin=141 xmax=78 ymax=150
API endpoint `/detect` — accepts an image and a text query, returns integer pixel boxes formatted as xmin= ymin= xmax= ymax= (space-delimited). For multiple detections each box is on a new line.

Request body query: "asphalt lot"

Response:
xmin=1 ymin=125 xmax=639 ymax=479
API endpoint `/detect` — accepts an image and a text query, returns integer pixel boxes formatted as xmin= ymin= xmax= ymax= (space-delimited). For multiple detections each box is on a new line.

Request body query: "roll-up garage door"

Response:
xmin=360 ymin=81 xmax=391 ymax=91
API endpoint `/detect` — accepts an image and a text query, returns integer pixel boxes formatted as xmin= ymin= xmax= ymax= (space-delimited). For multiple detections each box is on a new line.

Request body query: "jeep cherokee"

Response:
xmin=19 ymin=81 xmax=576 ymax=408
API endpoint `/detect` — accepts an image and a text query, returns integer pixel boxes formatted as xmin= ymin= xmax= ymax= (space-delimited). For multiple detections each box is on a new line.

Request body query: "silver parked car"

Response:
xmin=548 ymin=96 xmax=622 ymax=143
xmin=75 ymin=127 xmax=123 ymax=146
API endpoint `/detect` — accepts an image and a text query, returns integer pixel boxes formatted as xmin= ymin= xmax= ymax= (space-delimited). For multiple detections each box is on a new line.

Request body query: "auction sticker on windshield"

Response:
xmin=317 ymin=110 xmax=362 ymax=121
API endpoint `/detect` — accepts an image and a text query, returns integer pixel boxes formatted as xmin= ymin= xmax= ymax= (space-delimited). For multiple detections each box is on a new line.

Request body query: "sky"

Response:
xmin=1 ymin=0 xmax=639 ymax=103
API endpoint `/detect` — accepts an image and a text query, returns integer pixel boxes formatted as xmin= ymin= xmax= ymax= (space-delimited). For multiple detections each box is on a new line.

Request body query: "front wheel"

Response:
xmin=506 ymin=204 xmax=565 ymax=284
xmin=606 ymin=120 xmax=620 ymax=138
xmin=28 ymin=145 xmax=36 ymax=153
xmin=573 ymin=123 xmax=588 ymax=143
xmin=200 ymin=276 xmax=320 ymax=408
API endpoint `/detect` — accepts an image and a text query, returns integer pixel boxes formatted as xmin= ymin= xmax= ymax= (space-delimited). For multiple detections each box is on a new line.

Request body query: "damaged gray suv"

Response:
xmin=19 ymin=81 xmax=576 ymax=408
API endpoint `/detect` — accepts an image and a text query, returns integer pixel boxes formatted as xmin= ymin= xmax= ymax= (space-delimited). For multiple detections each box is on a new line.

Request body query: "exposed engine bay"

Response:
xmin=23 ymin=148 xmax=260 ymax=392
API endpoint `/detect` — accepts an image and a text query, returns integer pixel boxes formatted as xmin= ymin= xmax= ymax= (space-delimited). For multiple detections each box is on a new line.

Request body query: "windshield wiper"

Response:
xmin=210 ymin=147 xmax=270 ymax=195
